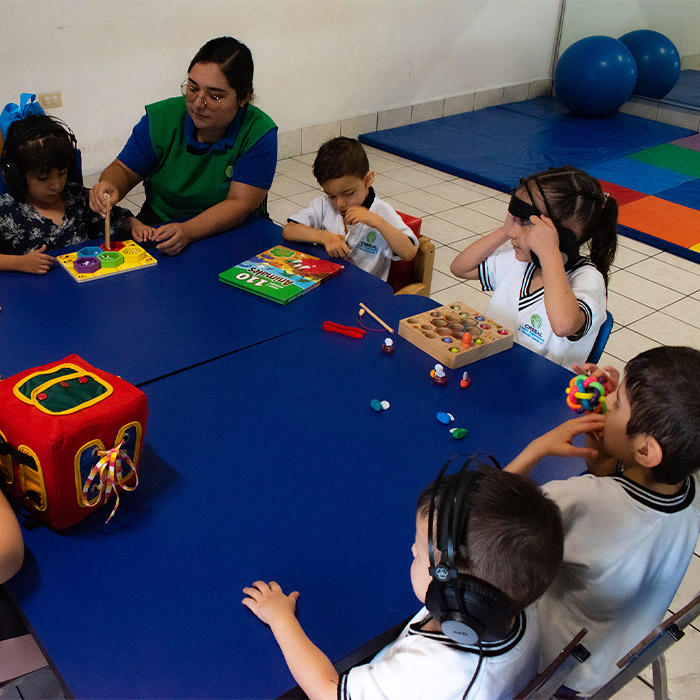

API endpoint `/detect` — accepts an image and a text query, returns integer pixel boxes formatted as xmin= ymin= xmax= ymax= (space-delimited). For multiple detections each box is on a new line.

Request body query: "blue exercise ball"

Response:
xmin=619 ymin=29 xmax=680 ymax=99
xmin=554 ymin=36 xmax=638 ymax=117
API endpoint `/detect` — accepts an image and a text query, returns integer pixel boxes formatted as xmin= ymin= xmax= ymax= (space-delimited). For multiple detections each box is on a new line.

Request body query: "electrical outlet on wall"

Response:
xmin=38 ymin=92 xmax=62 ymax=109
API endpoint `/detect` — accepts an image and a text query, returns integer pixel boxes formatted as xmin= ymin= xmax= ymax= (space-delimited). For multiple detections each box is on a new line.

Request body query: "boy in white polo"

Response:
xmin=242 ymin=463 xmax=564 ymax=700
xmin=283 ymin=137 xmax=417 ymax=282
xmin=507 ymin=346 xmax=700 ymax=697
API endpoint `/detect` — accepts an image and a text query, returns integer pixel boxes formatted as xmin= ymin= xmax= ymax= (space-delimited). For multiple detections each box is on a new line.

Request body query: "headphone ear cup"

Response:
xmin=425 ymin=575 xmax=513 ymax=645
xmin=0 ymin=157 xmax=21 ymax=193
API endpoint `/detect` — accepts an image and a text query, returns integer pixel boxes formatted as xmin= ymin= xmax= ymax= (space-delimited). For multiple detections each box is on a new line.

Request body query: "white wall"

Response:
xmin=0 ymin=0 xmax=561 ymax=173
xmin=558 ymin=0 xmax=700 ymax=57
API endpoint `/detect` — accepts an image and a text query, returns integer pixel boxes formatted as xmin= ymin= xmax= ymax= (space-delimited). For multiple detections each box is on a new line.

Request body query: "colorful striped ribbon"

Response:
xmin=82 ymin=440 xmax=139 ymax=523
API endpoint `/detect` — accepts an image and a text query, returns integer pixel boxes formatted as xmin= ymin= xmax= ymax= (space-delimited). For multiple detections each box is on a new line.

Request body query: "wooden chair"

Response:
xmin=588 ymin=590 xmax=700 ymax=700
xmin=513 ymin=628 xmax=590 ymax=700
xmin=388 ymin=211 xmax=435 ymax=297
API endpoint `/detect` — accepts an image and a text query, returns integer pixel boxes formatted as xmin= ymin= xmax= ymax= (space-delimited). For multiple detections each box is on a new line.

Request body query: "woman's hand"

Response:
xmin=89 ymin=183 xmax=120 ymax=217
xmin=152 ymin=223 xmax=191 ymax=255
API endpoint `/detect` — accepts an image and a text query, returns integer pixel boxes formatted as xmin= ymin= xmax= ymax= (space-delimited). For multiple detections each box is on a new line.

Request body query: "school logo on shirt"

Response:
xmin=518 ymin=313 xmax=544 ymax=346
xmin=357 ymin=230 xmax=379 ymax=255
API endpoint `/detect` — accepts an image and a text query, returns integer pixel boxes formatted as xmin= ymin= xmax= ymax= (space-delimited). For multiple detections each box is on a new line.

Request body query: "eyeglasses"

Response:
xmin=180 ymin=80 xmax=226 ymax=112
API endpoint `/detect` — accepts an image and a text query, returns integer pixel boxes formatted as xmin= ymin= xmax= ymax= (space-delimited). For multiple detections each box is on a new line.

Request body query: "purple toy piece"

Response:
xmin=73 ymin=256 xmax=101 ymax=274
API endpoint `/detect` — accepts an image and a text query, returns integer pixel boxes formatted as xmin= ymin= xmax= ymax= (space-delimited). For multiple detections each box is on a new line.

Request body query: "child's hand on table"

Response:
xmin=20 ymin=245 xmax=55 ymax=274
xmin=130 ymin=219 xmax=156 ymax=243
xmin=242 ymin=580 xmax=300 ymax=627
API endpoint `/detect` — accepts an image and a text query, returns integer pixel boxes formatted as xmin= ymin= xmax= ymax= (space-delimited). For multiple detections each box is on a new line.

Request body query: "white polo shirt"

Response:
xmin=289 ymin=188 xmax=417 ymax=281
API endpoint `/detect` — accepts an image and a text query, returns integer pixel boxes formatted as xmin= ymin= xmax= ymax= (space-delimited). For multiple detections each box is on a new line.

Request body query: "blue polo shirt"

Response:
xmin=117 ymin=107 xmax=277 ymax=191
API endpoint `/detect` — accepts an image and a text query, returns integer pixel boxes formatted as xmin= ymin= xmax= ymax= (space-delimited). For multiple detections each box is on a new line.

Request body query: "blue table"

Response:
xmin=0 ymin=217 xmax=394 ymax=386
xmin=6 ymin=292 xmax=581 ymax=699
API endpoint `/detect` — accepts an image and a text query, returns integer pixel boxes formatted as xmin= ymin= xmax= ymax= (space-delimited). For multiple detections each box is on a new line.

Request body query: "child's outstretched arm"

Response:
xmin=505 ymin=414 xmax=604 ymax=476
xmin=450 ymin=215 xmax=514 ymax=280
xmin=0 ymin=246 xmax=55 ymax=274
xmin=343 ymin=207 xmax=416 ymax=261
xmin=242 ymin=581 xmax=339 ymax=700
xmin=0 ymin=491 xmax=23 ymax=583
xmin=283 ymin=221 xmax=350 ymax=259
xmin=527 ymin=215 xmax=585 ymax=337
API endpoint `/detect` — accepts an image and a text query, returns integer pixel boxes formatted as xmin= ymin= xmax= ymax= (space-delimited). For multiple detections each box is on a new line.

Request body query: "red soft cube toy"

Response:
xmin=0 ymin=355 xmax=148 ymax=530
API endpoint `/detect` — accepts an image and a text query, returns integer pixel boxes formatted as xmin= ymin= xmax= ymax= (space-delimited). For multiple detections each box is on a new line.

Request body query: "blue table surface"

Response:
xmin=7 ymin=292 xmax=582 ymax=699
xmin=0 ymin=216 xmax=394 ymax=386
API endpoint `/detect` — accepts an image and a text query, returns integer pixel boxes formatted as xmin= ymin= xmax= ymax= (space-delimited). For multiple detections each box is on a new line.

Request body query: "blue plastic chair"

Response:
xmin=587 ymin=310 xmax=614 ymax=364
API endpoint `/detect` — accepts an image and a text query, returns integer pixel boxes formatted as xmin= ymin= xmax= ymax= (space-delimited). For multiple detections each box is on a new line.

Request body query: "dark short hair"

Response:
xmin=312 ymin=137 xmax=370 ymax=185
xmin=1 ymin=114 xmax=77 ymax=199
xmin=189 ymin=36 xmax=254 ymax=100
xmin=417 ymin=464 xmax=563 ymax=613
xmin=624 ymin=346 xmax=700 ymax=484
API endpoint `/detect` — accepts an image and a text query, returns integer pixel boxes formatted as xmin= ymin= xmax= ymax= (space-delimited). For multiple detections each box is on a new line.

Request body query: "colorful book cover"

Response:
xmin=219 ymin=246 xmax=344 ymax=304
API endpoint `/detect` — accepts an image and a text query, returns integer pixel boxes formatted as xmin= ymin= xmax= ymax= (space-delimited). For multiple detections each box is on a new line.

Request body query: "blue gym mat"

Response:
xmin=359 ymin=96 xmax=700 ymax=264
xmin=663 ymin=70 xmax=700 ymax=110
xmin=359 ymin=96 xmax=692 ymax=192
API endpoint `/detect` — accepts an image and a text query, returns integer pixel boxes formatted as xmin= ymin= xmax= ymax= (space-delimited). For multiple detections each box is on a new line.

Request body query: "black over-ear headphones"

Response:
xmin=0 ymin=114 xmax=78 ymax=193
xmin=515 ymin=177 xmax=582 ymax=271
xmin=424 ymin=455 xmax=514 ymax=645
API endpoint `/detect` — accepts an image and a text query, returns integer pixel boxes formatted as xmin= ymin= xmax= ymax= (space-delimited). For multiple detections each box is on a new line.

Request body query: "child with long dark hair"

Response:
xmin=0 ymin=114 xmax=145 ymax=274
xmin=451 ymin=166 xmax=617 ymax=367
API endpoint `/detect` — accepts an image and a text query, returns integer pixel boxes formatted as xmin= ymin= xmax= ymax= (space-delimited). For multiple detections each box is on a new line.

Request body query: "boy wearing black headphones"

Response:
xmin=243 ymin=459 xmax=563 ymax=700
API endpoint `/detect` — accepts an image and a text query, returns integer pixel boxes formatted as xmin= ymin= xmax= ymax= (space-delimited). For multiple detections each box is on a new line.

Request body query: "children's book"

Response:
xmin=219 ymin=246 xmax=344 ymax=304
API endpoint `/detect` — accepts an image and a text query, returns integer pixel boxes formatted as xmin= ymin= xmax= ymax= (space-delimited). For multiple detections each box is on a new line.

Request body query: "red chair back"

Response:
xmin=387 ymin=211 xmax=422 ymax=293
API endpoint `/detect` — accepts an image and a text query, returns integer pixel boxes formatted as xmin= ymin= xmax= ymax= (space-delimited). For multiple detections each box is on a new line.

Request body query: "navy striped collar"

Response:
xmin=610 ymin=473 xmax=695 ymax=513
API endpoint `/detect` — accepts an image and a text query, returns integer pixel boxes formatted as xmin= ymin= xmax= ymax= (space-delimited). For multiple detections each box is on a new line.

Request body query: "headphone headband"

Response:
xmin=0 ymin=114 xmax=77 ymax=194
xmin=425 ymin=454 xmax=513 ymax=645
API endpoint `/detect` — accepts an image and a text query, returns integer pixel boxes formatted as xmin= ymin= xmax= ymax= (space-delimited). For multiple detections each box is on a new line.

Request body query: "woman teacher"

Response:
xmin=89 ymin=36 xmax=277 ymax=255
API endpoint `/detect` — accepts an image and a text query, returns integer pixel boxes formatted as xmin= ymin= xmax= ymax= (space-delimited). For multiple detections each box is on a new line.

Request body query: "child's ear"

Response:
xmin=634 ymin=434 xmax=663 ymax=469
xmin=365 ymin=171 xmax=375 ymax=188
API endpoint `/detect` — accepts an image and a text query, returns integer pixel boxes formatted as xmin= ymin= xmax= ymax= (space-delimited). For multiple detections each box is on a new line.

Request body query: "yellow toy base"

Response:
xmin=57 ymin=241 xmax=157 ymax=283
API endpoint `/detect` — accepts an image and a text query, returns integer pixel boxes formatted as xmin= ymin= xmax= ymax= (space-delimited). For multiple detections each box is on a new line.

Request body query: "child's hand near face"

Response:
xmin=242 ymin=580 xmax=300 ymax=627
xmin=525 ymin=214 xmax=561 ymax=260
xmin=19 ymin=245 xmax=55 ymax=274
xmin=344 ymin=206 xmax=382 ymax=230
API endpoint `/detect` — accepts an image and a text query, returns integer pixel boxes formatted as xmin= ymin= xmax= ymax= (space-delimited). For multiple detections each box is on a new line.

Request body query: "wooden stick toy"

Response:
xmin=104 ymin=195 xmax=111 ymax=251
xmin=359 ymin=302 xmax=394 ymax=334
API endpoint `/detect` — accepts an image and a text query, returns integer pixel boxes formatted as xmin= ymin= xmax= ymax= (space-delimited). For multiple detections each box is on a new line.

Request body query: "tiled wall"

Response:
xmin=277 ymin=79 xmax=553 ymax=159
xmin=278 ymin=72 xmax=700 ymax=162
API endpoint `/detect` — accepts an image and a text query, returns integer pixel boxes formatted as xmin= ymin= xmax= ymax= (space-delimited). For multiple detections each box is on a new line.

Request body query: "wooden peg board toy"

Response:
xmin=398 ymin=302 xmax=514 ymax=369
xmin=57 ymin=240 xmax=157 ymax=283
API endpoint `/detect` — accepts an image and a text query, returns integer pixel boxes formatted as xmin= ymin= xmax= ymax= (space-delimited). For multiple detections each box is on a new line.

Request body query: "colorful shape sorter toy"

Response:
xmin=57 ymin=240 xmax=157 ymax=283
xmin=0 ymin=355 xmax=148 ymax=530
xmin=398 ymin=302 xmax=514 ymax=369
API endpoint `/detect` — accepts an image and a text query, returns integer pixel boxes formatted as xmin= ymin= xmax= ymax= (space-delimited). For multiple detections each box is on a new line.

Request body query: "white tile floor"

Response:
xmin=268 ymin=145 xmax=700 ymax=699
